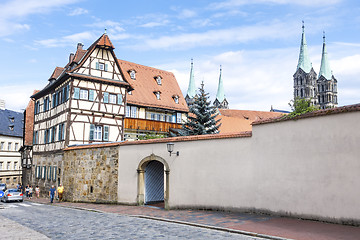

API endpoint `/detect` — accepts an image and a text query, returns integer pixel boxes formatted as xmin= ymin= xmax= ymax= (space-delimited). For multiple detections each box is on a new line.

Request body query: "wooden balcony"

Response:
xmin=124 ymin=118 xmax=181 ymax=132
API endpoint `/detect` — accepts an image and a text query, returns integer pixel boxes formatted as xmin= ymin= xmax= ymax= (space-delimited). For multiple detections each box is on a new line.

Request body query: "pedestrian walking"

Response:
xmin=49 ymin=185 xmax=56 ymax=203
xmin=35 ymin=186 xmax=40 ymax=198
xmin=57 ymin=184 xmax=64 ymax=202
xmin=28 ymin=186 xmax=33 ymax=199
xmin=25 ymin=185 xmax=30 ymax=198
xmin=17 ymin=183 xmax=22 ymax=193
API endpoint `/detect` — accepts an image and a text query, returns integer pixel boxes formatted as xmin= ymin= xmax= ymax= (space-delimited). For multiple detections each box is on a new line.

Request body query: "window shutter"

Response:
xmin=103 ymin=92 xmax=109 ymax=103
xmin=96 ymin=62 xmax=99 ymax=70
xmin=89 ymin=90 xmax=95 ymax=101
xmin=89 ymin=124 xmax=95 ymax=140
xmin=48 ymin=166 xmax=52 ymax=180
xmin=74 ymin=87 xmax=80 ymax=99
xmin=44 ymin=130 xmax=47 ymax=144
xmin=103 ymin=126 xmax=109 ymax=141
xmin=33 ymin=132 xmax=36 ymax=145
xmin=117 ymin=94 xmax=123 ymax=104
xmin=66 ymin=85 xmax=69 ymax=100
xmin=53 ymin=166 xmax=57 ymax=181
xmin=58 ymin=124 xmax=61 ymax=141
xmin=105 ymin=64 xmax=108 ymax=71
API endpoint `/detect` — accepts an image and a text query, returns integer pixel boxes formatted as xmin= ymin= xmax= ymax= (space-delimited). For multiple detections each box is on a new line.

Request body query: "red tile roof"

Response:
xmin=64 ymin=131 xmax=252 ymax=151
xmin=217 ymin=109 xmax=284 ymax=133
xmin=118 ymin=59 xmax=189 ymax=112
xmin=49 ymin=67 xmax=64 ymax=80
xmin=253 ymin=103 xmax=360 ymax=125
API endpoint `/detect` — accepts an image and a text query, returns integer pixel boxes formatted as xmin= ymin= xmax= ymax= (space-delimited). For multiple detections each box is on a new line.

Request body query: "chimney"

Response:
xmin=77 ymin=43 xmax=84 ymax=50
xmin=69 ymin=53 xmax=74 ymax=63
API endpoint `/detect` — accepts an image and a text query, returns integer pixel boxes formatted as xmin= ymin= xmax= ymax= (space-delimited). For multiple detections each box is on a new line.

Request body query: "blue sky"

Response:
xmin=1 ymin=0 xmax=360 ymax=112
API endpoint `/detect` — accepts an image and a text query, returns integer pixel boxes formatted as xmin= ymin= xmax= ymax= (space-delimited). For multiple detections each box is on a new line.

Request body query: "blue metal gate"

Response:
xmin=145 ymin=161 xmax=164 ymax=203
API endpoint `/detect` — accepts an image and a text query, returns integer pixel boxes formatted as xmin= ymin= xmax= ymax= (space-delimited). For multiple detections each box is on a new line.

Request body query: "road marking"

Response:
xmin=29 ymin=202 xmax=42 ymax=206
xmin=18 ymin=203 xmax=32 ymax=207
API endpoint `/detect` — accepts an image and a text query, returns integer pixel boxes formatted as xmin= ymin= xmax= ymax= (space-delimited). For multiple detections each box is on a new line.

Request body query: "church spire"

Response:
xmin=297 ymin=21 xmax=312 ymax=73
xmin=215 ymin=65 xmax=225 ymax=103
xmin=213 ymin=65 xmax=228 ymax=109
xmin=185 ymin=59 xmax=196 ymax=105
xmin=319 ymin=32 xmax=332 ymax=80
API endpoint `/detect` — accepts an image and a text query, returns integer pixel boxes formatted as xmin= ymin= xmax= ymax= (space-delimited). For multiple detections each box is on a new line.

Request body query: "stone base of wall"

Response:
xmin=63 ymin=147 xmax=118 ymax=203
xmin=32 ymin=151 xmax=63 ymax=197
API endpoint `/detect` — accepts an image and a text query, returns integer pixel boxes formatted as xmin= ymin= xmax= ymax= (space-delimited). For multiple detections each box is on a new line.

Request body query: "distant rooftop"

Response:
xmin=0 ymin=109 xmax=23 ymax=138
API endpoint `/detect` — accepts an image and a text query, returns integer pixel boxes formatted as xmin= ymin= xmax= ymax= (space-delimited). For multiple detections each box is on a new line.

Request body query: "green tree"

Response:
xmin=286 ymin=97 xmax=319 ymax=118
xmin=181 ymin=81 xmax=221 ymax=136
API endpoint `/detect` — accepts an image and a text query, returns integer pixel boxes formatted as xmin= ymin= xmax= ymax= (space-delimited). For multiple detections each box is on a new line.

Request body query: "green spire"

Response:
xmin=319 ymin=32 xmax=332 ymax=80
xmin=186 ymin=59 xmax=196 ymax=98
xmin=215 ymin=65 xmax=225 ymax=103
xmin=297 ymin=21 xmax=312 ymax=73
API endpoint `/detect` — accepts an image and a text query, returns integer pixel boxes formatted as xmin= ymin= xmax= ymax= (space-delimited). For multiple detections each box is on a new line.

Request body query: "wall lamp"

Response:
xmin=167 ymin=143 xmax=179 ymax=156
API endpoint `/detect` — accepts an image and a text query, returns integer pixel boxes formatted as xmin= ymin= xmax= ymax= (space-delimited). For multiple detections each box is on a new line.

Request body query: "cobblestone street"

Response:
xmin=0 ymin=202 xmax=264 ymax=240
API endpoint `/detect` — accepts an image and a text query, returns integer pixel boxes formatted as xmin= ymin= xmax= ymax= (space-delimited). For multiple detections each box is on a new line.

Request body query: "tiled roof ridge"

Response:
xmin=118 ymin=59 xmax=175 ymax=76
xmin=49 ymin=67 xmax=65 ymax=80
xmin=64 ymin=131 xmax=252 ymax=151
xmin=252 ymin=103 xmax=360 ymax=125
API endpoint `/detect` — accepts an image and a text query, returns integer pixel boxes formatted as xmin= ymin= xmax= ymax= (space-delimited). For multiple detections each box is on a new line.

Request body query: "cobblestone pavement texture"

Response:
xmin=0 ymin=201 xmax=264 ymax=240
xmin=26 ymin=198 xmax=360 ymax=240
xmin=0 ymin=213 xmax=49 ymax=240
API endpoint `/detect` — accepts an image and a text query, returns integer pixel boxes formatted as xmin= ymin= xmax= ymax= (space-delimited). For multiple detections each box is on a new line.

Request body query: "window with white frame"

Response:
xmin=0 ymin=142 xmax=4 ymax=150
xmin=80 ymin=89 xmax=88 ymax=100
xmin=7 ymin=142 xmax=12 ymax=151
xmin=42 ymin=166 xmax=46 ymax=180
xmin=109 ymin=94 xmax=116 ymax=104
xmin=89 ymin=125 xmax=109 ymax=141
xmin=0 ymin=162 xmax=3 ymax=170
xmin=94 ymin=126 xmax=102 ymax=141
xmin=131 ymin=106 xmax=137 ymax=118
xmin=7 ymin=162 xmax=10 ymax=170
xmin=176 ymin=113 xmax=182 ymax=123
xmin=15 ymin=143 xmax=19 ymax=151
xmin=14 ymin=162 xmax=17 ymax=170
xmin=126 ymin=106 xmax=130 ymax=117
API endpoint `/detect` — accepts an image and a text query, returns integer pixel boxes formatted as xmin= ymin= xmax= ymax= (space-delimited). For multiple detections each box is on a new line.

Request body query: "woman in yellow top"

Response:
xmin=57 ymin=184 xmax=64 ymax=202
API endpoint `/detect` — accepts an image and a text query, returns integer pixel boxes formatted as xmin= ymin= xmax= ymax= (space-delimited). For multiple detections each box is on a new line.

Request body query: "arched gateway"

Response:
xmin=137 ymin=154 xmax=170 ymax=209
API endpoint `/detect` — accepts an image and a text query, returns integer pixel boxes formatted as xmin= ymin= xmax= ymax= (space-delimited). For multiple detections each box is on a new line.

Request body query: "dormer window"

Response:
xmin=155 ymin=76 xmax=162 ymax=85
xmin=129 ymin=70 xmax=136 ymax=80
xmin=173 ymin=96 xmax=179 ymax=104
xmin=9 ymin=117 xmax=14 ymax=123
xmin=9 ymin=125 xmax=14 ymax=131
xmin=154 ymin=91 xmax=161 ymax=100
xmin=128 ymin=91 xmax=132 ymax=95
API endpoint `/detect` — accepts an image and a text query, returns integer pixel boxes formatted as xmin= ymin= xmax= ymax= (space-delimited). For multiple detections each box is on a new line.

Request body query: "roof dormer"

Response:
xmin=154 ymin=76 xmax=162 ymax=85
xmin=128 ymin=70 xmax=136 ymax=80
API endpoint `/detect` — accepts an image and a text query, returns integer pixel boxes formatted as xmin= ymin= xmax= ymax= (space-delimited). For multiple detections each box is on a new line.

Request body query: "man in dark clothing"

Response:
xmin=49 ymin=185 xmax=56 ymax=203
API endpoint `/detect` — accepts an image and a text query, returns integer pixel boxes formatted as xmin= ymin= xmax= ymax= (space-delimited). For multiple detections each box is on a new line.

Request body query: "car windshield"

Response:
xmin=8 ymin=189 xmax=19 ymax=193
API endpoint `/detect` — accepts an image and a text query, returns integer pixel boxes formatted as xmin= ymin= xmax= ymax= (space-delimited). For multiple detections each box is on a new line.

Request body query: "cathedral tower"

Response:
xmin=317 ymin=33 xmax=338 ymax=109
xmin=185 ymin=59 xmax=196 ymax=106
xmin=213 ymin=65 xmax=228 ymax=109
xmin=293 ymin=22 xmax=318 ymax=105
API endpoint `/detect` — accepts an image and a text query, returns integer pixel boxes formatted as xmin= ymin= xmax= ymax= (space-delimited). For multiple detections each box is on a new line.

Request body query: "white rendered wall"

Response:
xmin=118 ymin=111 xmax=360 ymax=223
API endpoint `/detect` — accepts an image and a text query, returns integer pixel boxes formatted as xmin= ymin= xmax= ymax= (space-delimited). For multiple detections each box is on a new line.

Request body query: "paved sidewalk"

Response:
xmin=28 ymin=198 xmax=360 ymax=240
xmin=0 ymin=214 xmax=49 ymax=240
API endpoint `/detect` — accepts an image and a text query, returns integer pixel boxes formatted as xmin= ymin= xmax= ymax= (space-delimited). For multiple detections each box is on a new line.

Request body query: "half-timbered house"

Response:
xmin=30 ymin=33 xmax=188 ymax=191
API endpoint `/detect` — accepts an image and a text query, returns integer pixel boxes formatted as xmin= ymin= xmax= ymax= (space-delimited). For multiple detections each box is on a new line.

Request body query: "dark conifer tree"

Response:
xmin=181 ymin=81 xmax=221 ymax=136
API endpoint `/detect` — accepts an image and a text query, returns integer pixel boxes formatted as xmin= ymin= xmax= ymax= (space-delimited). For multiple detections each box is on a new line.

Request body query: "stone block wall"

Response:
xmin=63 ymin=146 xmax=118 ymax=203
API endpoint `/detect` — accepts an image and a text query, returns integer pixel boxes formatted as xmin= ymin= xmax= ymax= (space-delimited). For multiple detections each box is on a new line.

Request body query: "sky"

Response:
xmin=1 ymin=0 xmax=360 ymax=112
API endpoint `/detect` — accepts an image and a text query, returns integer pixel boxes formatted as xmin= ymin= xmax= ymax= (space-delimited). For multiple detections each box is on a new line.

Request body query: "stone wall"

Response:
xmin=63 ymin=146 xmax=118 ymax=203
xmin=32 ymin=151 xmax=63 ymax=196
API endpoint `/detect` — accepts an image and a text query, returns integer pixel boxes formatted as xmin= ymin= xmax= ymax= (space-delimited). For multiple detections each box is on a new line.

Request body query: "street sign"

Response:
xmin=0 ymin=191 xmax=4 ymax=198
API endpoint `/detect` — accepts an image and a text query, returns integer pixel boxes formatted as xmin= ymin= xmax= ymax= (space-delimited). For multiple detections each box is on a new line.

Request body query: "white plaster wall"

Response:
xmin=118 ymin=111 xmax=360 ymax=222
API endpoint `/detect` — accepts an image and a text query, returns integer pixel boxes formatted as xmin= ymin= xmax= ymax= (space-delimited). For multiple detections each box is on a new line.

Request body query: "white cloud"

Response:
xmin=140 ymin=20 xmax=170 ymax=28
xmin=178 ymin=9 xmax=197 ymax=19
xmin=68 ymin=8 xmax=88 ymax=16
xmin=35 ymin=31 xmax=97 ymax=48
xmin=0 ymin=84 xmax=43 ymax=112
xmin=0 ymin=0 xmax=81 ymax=37
xmin=210 ymin=0 xmax=342 ymax=9
xmin=133 ymin=21 xmax=297 ymax=50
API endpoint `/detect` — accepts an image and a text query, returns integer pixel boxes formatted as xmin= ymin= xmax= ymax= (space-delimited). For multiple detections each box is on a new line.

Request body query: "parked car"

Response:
xmin=1 ymin=188 xmax=23 ymax=203
xmin=0 ymin=183 xmax=6 ymax=191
